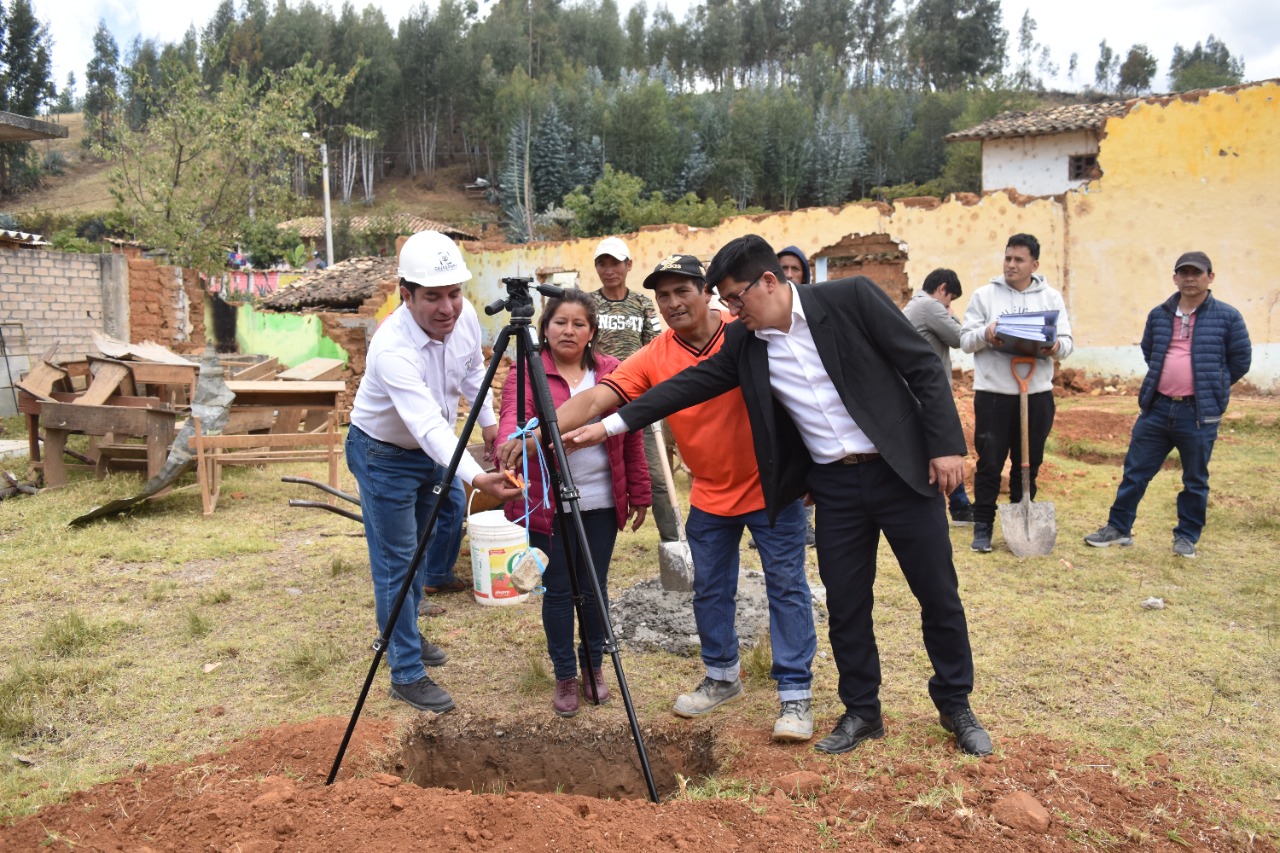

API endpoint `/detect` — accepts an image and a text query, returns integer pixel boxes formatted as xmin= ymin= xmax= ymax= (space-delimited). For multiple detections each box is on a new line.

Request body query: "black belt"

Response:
xmin=1160 ymin=394 xmax=1195 ymax=402
xmin=835 ymin=452 xmax=880 ymax=465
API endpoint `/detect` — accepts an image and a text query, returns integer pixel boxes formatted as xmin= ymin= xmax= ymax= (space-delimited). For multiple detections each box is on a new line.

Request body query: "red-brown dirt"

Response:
xmin=1 ymin=713 xmax=1265 ymax=851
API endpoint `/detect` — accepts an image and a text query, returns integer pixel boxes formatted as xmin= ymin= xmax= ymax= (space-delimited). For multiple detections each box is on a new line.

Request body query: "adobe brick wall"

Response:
xmin=125 ymin=258 xmax=208 ymax=353
xmin=818 ymin=234 xmax=911 ymax=305
xmin=0 ymin=250 xmax=126 ymax=362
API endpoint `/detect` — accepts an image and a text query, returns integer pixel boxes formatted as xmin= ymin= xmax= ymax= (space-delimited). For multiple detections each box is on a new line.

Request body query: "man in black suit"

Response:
xmin=566 ymin=235 xmax=992 ymax=756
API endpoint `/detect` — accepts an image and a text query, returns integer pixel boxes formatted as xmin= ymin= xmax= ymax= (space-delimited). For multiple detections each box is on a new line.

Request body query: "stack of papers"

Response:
xmin=993 ymin=310 xmax=1058 ymax=357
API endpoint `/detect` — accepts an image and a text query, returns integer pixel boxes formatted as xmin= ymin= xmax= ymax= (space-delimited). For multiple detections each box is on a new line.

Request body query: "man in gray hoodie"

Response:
xmin=904 ymin=269 xmax=973 ymax=526
xmin=960 ymin=234 xmax=1073 ymax=553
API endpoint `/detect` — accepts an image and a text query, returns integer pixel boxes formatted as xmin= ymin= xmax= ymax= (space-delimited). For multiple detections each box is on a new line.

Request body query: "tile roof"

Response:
xmin=259 ymin=257 xmax=398 ymax=312
xmin=945 ymin=101 xmax=1131 ymax=142
xmin=276 ymin=214 xmax=478 ymax=242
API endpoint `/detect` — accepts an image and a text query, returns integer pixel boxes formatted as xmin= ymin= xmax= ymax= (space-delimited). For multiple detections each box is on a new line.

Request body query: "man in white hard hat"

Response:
xmin=347 ymin=230 xmax=521 ymax=713
xmin=587 ymin=236 xmax=678 ymax=544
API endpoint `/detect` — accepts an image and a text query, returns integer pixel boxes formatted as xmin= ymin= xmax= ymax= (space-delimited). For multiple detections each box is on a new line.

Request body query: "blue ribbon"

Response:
xmin=507 ymin=418 xmax=551 ymax=593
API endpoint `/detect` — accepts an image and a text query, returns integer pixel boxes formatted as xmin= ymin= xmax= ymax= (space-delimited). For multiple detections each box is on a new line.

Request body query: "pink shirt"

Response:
xmin=1157 ymin=310 xmax=1197 ymax=397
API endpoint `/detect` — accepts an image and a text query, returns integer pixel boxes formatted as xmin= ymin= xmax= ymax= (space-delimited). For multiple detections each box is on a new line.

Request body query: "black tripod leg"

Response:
xmin=326 ymin=327 xmax=514 ymax=786
xmin=547 ymin=469 xmax=600 ymax=703
xmin=519 ymin=327 xmax=659 ymax=803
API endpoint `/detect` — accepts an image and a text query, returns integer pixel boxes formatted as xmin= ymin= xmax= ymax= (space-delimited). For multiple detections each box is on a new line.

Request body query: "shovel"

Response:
xmin=650 ymin=424 xmax=696 ymax=591
xmin=999 ymin=356 xmax=1057 ymax=557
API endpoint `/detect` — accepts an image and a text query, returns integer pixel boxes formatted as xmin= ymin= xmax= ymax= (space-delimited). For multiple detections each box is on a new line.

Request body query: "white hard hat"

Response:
xmin=398 ymin=231 xmax=472 ymax=288
xmin=594 ymin=236 xmax=630 ymax=261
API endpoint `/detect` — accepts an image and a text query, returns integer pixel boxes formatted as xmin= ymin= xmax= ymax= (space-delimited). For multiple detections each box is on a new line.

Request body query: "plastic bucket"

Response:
xmin=467 ymin=508 xmax=532 ymax=606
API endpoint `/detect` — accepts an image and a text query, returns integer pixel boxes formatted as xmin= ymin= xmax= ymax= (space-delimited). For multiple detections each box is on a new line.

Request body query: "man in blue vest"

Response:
xmin=1084 ymin=251 xmax=1251 ymax=558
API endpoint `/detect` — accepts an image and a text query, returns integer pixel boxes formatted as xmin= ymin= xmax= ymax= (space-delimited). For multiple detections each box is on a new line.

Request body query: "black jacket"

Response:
xmin=618 ymin=277 xmax=967 ymax=522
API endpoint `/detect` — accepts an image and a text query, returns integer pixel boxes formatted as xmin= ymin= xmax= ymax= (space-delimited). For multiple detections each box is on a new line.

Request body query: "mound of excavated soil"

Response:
xmin=1 ymin=715 xmax=1262 ymax=851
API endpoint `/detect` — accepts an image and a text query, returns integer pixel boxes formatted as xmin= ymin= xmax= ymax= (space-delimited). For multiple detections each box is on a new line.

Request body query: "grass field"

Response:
xmin=0 ymin=396 xmax=1277 ymax=839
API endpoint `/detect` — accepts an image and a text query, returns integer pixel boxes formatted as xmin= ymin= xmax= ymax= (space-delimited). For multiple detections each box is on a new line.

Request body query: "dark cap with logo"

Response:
xmin=643 ymin=254 xmax=708 ymax=290
xmin=1174 ymin=251 xmax=1212 ymax=273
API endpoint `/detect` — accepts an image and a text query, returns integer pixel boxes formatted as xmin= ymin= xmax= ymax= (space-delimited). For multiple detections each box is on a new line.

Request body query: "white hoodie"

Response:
xmin=960 ymin=273 xmax=1073 ymax=395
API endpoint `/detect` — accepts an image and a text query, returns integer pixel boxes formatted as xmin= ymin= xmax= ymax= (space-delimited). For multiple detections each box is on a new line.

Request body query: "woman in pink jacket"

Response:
xmin=499 ymin=289 xmax=651 ymax=717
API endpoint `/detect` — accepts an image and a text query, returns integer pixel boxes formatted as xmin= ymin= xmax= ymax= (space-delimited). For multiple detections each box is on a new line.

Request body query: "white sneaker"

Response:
xmin=771 ymin=699 xmax=814 ymax=743
xmin=672 ymin=676 xmax=744 ymax=718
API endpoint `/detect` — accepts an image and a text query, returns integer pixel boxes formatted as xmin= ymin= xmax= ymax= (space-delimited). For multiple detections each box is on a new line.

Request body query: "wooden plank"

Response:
xmin=16 ymin=361 xmax=66 ymax=398
xmin=226 ymin=380 xmax=345 ymax=394
xmin=91 ymin=332 xmax=195 ymax=366
xmin=278 ymin=358 xmax=345 ymax=382
xmin=225 ymin=408 xmax=277 ymax=434
xmin=302 ymin=409 xmax=332 ymax=432
xmin=271 ymin=408 xmax=305 ymax=434
xmin=41 ymin=402 xmax=174 ymax=436
xmin=231 ymin=358 xmax=280 ymax=381
xmin=226 ymin=380 xmax=344 ymax=409
xmin=192 ymin=432 xmax=340 ymax=450
xmin=128 ymin=362 xmax=197 ymax=386
xmin=77 ymin=362 xmax=133 ymax=406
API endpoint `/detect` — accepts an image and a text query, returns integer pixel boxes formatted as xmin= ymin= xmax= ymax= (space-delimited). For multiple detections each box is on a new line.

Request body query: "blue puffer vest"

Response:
xmin=1137 ymin=292 xmax=1252 ymax=425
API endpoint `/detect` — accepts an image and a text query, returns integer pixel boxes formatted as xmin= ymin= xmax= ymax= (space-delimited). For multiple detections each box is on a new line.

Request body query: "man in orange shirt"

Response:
xmin=553 ymin=254 xmax=817 ymax=742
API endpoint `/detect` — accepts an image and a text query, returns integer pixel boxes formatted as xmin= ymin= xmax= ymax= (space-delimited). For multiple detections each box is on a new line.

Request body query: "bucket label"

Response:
xmin=473 ymin=544 xmax=524 ymax=599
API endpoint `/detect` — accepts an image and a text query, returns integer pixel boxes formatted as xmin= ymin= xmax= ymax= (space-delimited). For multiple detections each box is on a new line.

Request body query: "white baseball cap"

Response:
xmin=594 ymin=236 xmax=631 ymax=261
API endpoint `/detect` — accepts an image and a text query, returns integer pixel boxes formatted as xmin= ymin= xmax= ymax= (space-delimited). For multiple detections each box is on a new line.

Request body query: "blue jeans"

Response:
xmin=948 ymin=482 xmax=970 ymax=513
xmin=530 ymin=509 xmax=618 ymax=681
xmin=1107 ymin=395 xmax=1218 ymax=543
xmin=346 ymin=425 xmax=465 ymax=686
xmin=684 ymin=500 xmax=815 ymax=701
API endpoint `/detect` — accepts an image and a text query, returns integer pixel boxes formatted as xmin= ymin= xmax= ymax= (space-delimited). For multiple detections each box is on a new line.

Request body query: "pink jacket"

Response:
xmin=500 ymin=349 xmax=651 ymax=536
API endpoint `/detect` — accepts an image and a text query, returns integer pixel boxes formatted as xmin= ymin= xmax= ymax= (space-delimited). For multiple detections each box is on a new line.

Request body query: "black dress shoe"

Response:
xmin=813 ymin=713 xmax=885 ymax=755
xmin=421 ymin=640 xmax=448 ymax=668
xmin=939 ymin=707 xmax=993 ymax=756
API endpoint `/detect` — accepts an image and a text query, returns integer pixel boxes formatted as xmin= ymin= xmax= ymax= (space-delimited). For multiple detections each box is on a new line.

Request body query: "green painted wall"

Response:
xmin=205 ymin=301 xmax=349 ymax=368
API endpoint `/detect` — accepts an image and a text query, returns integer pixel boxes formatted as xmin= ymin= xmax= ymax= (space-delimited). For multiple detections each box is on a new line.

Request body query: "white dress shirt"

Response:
xmin=753 ymin=284 xmax=877 ymax=463
xmin=604 ymin=284 xmax=876 ymax=464
xmin=350 ymin=300 xmax=496 ymax=484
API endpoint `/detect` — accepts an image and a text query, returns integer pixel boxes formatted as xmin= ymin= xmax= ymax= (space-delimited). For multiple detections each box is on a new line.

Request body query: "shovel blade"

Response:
xmin=999 ymin=499 xmax=1057 ymax=557
xmin=658 ymin=541 xmax=695 ymax=592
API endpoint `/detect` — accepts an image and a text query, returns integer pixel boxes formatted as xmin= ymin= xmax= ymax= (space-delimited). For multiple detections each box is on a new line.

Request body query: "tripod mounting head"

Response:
xmin=485 ymin=277 xmax=569 ymax=319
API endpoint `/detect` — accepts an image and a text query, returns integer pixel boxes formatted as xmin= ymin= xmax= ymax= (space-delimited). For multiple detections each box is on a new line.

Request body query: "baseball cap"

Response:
xmin=642 ymin=253 xmax=707 ymax=290
xmin=1174 ymin=251 xmax=1212 ymax=273
xmin=594 ymin=236 xmax=631 ymax=261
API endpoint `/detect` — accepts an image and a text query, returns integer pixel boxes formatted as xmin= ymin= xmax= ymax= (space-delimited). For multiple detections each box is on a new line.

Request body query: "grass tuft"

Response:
xmin=517 ymin=652 xmax=553 ymax=697
xmin=284 ymin=640 xmax=347 ymax=683
xmin=36 ymin=611 xmax=107 ymax=659
xmin=184 ymin=609 xmax=213 ymax=640
xmin=741 ymin=632 xmax=773 ymax=684
xmin=330 ymin=557 xmax=358 ymax=577
xmin=198 ymin=589 xmax=233 ymax=606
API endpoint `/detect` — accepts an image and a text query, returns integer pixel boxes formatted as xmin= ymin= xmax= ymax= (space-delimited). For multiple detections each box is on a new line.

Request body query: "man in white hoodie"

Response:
xmin=960 ymin=234 xmax=1073 ymax=553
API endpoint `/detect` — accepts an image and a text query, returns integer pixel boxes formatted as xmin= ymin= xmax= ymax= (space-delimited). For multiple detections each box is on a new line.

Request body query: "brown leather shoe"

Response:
xmin=553 ymin=678 xmax=579 ymax=717
xmin=581 ymin=669 xmax=609 ymax=704
xmin=422 ymin=578 xmax=469 ymax=595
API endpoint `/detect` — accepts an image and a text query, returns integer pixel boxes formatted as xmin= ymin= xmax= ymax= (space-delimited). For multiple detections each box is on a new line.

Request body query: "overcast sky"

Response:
xmin=32 ymin=0 xmax=1280 ymax=97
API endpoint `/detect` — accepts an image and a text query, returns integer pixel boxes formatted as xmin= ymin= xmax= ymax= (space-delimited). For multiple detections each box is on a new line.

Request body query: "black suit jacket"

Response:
xmin=617 ymin=277 xmax=967 ymax=523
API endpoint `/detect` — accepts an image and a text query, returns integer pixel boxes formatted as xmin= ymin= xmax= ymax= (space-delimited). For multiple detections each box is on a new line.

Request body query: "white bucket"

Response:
xmin=467 ymin=509 xmax=532 ymax=606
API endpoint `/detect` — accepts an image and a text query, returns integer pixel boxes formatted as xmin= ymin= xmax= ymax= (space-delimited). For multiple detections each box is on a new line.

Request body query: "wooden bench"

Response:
xmin=40 ymin=401 xmax=177 ymax=487
xmin=191 ymin=416 xmax=341 ymax=516
xmin=189 ymin=380 xmax=346 ymax=516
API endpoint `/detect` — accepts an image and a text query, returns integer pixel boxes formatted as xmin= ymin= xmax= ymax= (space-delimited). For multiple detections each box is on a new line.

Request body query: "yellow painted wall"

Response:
xmin=452 ymin=80 xmax=1278 ymax=388
xmin=459 ymin=194 xmax=1058 ymax=341
xmin=1063 ymin=81 xmax=1279 ymax=386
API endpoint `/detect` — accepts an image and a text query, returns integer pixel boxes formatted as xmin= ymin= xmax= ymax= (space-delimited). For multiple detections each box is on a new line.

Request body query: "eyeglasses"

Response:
xmin=719 ymin=276 xmax=762 ymax=310
xmin=1179 ymin=313 xmax=1192 ymax=339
